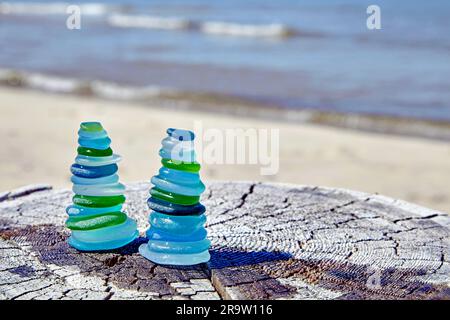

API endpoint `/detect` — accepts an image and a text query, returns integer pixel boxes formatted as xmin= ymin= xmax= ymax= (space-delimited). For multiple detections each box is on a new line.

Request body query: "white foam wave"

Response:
xmin=0 ymin=70 xmax=245 ymax=107
xmin=200 ymin=22 xmax=293 ymax=38
xmin=0 ymin=69 xmax=176 ymax=98
xmin=91 ymin=81 xmax=171 ymax=100
xmin=107 ymin=14 xmax=191 ymax=30
xmin=25 ymin=73 xmax=84 ymax=93
xmin=0 ymin=2 xmax=113 ymax=16
xmin=78 ymin=3 xmax=112 ymax=15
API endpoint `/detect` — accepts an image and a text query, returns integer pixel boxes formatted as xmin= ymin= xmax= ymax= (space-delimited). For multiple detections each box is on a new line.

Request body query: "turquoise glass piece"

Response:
xmin=145 ymin=239 xmax=211 ymax=254
xmin=149 ymin=212 xmax=206 ymax=234
xmin=73 ymin=182 xmax=126 ymax=197
xmin=66 ymin=122 xmax=138 ymax=251
xmin=78 ymin=136 xmax=111 ymax=150
xmin=69 ymin=218 xmax=139 ymax=251
xmin=139 ymin=246 xmax=210 ymax=266
xmin=139 ymin=128 xmax=209 ymax=265
xmin=158 ymin=167 xmax=200 ymax=184
xmin=75 ymin=154 xmax=121 ymax=167
xmin=159 ymin=148 xmax=196 ymax=162
xmin=71 ymin=174 xmax=119 ymax=185
xmin=151 ymin=176 xmax=205 ymax=196
xmin=78 ymin=129 xmax=108 ymax=139
xmin=146 ymin=227 xmax=207 ymax=242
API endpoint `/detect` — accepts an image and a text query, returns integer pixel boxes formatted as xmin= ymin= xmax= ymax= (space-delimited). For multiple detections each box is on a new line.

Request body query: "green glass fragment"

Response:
xmin=161 ymin=159 xmax=201 ymax=173
xmin=150 ymin=187 xmax=199 ymax=206
xmin=77 ymin=147 xmax=113 ymax=157
xmin=66 ymin=212 xmax=127 ymax=230
xmin=80 ymin=122 xmax=104 ymax=132
xmin=73 ymin=195 xmax=126 ymax=208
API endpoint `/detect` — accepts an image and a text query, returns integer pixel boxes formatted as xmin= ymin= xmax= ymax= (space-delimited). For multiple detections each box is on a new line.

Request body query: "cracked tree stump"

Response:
xmin=0 ymin=182 xmax=449 ymax=300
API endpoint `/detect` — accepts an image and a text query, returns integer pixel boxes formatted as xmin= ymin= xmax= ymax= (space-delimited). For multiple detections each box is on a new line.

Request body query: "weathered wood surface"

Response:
xmin=0 ymin=182 xmax=449 ymax=300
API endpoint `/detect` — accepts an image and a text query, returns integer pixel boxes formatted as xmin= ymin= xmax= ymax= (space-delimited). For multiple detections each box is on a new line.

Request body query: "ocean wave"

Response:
xmin=107 ymin=14 xmax=192 ymax=30
xmin=0 ymin=69 xmax=92 ymax=93
xmin=200 ymin=22 xmax=294 ymax=38
xmin=0 ymin=69 xmax=175 ymax=99
xmin=106 ymin=14 xmax=296 ymax=38
xmin=90 ymin=81 xmax=173 ymax=100
xmin=0 ymin=69 xmax=250 ymax=107
xmin=0 ymin=2 xmax=118 ymax=16
xmin=1 ymin=3 xmax=297 ymax=39
xmin=25 ymin=73 xmax=88 ymax=93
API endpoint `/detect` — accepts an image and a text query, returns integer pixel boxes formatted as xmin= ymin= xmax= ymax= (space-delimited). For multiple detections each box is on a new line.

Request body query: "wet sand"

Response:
xmin=0 ymin=87 xmax=449 ymax=212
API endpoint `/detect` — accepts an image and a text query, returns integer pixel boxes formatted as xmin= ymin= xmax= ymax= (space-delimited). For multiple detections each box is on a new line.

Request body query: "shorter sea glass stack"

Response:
xmin=139 ymin=128 xmax=210 ymax=265
xmin=66 ymin=122 xmax=138 ymax=251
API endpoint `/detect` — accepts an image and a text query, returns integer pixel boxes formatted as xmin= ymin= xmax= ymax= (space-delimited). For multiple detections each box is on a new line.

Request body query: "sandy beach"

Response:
xmin=0 ymin=87 xmax=449 ymax=212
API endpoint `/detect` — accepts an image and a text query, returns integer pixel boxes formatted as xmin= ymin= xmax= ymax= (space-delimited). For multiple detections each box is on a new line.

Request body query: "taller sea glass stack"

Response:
xmin=139 ymin=128 xmax=210 ymax=265
xmin=66 ymin=122 xmax=138 ymax=251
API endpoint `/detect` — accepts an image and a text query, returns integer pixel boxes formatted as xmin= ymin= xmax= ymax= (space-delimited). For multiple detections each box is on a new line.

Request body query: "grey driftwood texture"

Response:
xmin=0 ymin=182 xmax=449 ymax=300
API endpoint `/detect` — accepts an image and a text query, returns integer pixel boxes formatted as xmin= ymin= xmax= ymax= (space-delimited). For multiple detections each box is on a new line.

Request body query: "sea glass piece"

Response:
xmin=73 ymin=194 xmax=126 ymax=207
xmin=70 ymin=163 xmax=118 ymax=178
xmin=71 ymin=218 xmax=137 ymax=242
xmin=151 ymin=176 xmax=205 ymax=196
xmin=139 ymin=246 xmax=210 ymax=266
xmin=147 ymin=197 xmax=206 ymax=216
xmin=158 ymin=167 xmax=200 ymax=184
xmin=80 ymin=122 xmax=104 ymax=132
xmin=78 ymin=129 xmax=108 ymax=139
xmin=66 ymin=204 xmax=123 ymax=217
xmin=75 ymin=154 xmax=121 ymax=167
xmin=145 ymin=239 xmax=211 ymax=254
xmin=159 ymin=148 xmax=196 ymax=162
xmin=71 ymin=174 xmax=119 ymax=185
xmin=69 ymin=218 xmax=139 ymax=251
xmin=78 ymin=136 xmax=111 ymax=150
xmin=66 ymin=212 xmax=127 ymax=230
xmin=73 ymin=182 xmax=126 ymax=197
xmin=167 ymin=128 xmax=195 ymax=141
xmin=77 ymin=147 xmax=113 ymax=157
xmin=149 ymin=212 xmax=206 ymax=234
xmin=146 ymin=227 xmax=207 ymax=242
xmin=150 ymin=187 xmax=200 ymax=206
xmin=161 ymin=158 xmax=200 ymax=173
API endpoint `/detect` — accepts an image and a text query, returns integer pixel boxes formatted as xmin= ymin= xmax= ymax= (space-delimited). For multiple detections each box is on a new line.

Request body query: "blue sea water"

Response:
xmin=0 ymin=0 xmax=449 ymax=121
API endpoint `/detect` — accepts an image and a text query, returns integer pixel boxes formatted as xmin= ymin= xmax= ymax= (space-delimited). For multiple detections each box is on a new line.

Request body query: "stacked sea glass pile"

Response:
xmin=139 ymin=128 xmax=210 ymax=265
xmin=66 ymin=122 xmax=138 ymax=251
